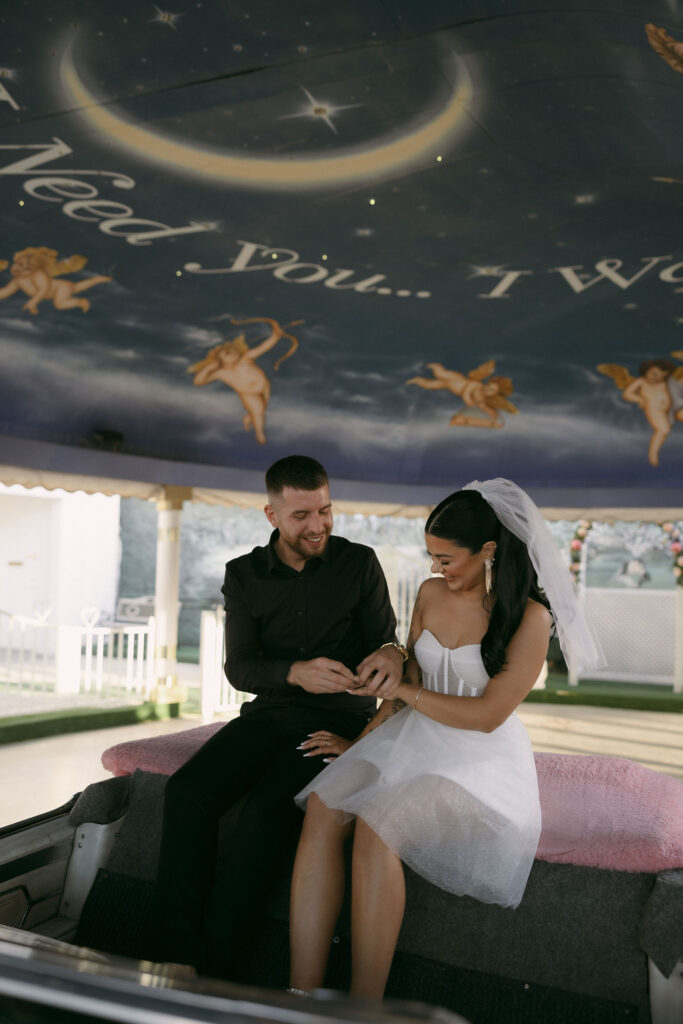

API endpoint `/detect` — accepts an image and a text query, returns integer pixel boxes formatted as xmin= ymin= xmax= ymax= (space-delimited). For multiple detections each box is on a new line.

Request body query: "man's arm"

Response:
xmin=223 ymin=568 xmax=292 ymax=694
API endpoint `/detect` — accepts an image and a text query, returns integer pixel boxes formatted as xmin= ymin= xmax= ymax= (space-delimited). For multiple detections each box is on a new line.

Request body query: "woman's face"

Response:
xmin=425 ymin=532 xmax=487 ymax=593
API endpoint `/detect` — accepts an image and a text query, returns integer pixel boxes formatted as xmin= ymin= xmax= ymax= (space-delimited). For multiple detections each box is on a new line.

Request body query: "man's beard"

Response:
xmin=283 ymin=529 xmax=330 ymax=561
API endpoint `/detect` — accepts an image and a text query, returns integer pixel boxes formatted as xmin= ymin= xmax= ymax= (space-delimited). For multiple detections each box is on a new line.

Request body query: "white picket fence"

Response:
xmin=198 ymin=607 xmax=253 ymax=719
xmin=0 ymin=609 xmax=156 ymax=709
xmin=569 ymin=587 xmax=683 ymax=690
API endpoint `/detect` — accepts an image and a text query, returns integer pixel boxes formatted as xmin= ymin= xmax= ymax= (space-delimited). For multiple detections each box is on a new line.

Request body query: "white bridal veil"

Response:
xmin=464 ymin=478 xmax=605 ymax=672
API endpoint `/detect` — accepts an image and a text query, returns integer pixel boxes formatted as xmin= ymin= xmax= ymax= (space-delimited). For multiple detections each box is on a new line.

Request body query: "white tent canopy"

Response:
xmin=1 ymin=460 xmax=681 ymax=523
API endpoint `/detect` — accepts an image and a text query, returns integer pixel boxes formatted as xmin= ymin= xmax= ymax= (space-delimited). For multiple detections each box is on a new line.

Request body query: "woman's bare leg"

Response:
xmin=289 ymin=794 xmax=353 ymax=991
xmin=350 ymin=819 xmax=405 ymax=998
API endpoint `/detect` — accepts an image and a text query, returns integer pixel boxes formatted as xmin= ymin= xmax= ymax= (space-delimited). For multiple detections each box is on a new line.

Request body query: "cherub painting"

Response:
xmin=188 ymin=316 xmax=301 ymax=444
xmin=0 ymin=247 xmax=111 ymax=314
xmin=406 ymin=360 xmax=518 ymax=429
xmin=646 ymin=23 xmax=683 ymax=74
xmin=598 ymin=353 xmax=683 ymax=466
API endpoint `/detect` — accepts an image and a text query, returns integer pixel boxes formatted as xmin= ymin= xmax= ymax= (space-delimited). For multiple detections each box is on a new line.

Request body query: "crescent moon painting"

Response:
xmin=61 ymin=42 xmax=473 ymax=191
xmin=0 ymin=0 xmax=681 ymax=508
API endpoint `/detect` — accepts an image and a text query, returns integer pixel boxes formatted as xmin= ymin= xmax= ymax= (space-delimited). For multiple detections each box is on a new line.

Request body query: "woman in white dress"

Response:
xmin=289 ymin=479 xmax=603 ymax=999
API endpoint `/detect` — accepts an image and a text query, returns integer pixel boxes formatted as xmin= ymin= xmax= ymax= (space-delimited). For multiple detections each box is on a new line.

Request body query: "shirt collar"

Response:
xmin=266 ymin=529 xmax=332 ymax=574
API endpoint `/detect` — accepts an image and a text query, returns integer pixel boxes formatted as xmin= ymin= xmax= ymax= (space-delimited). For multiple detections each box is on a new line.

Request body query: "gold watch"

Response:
xmin=380 ymin=640 xmax=409 ymax=662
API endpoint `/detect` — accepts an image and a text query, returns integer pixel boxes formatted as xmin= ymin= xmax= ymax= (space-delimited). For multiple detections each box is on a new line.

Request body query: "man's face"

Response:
xmin=265 ymin=485 xmax=333 ymax=564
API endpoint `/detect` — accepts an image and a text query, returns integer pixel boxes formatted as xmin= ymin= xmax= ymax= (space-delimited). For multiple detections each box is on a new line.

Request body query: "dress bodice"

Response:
xmin=414 ymin=629 xmax=489 ymax=697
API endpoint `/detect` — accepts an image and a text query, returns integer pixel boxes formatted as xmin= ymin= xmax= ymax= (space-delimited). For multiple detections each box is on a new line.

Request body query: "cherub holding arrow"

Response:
xmin=188 ymin=316 xmax=301 ymax=444
xmin=598 ymin=353 xmax=683 ymax=466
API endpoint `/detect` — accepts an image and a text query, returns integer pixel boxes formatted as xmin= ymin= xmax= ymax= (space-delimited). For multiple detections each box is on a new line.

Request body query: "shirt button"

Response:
xmin=297 ymin=611 xmax=303 ymax=617
xmin=299 ymin=647 xmax=305 ymax=653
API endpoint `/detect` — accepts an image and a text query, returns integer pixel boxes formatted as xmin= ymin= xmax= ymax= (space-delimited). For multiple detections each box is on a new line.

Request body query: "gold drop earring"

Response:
xmin=485 ymin=556 xmax=495 ymax=594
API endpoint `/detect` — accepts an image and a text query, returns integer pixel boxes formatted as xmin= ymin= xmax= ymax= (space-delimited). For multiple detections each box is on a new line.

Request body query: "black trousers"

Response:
xmin=150 ymin=702 xmax=369 ymax=973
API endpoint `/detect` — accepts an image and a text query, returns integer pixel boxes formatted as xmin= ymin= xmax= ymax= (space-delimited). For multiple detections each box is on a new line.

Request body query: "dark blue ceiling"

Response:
xmin=1 ymin=1 xmax=682 ymax=505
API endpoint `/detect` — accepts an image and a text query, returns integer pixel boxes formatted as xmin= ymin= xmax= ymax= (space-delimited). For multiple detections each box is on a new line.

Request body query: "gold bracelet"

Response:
xmin=413 ymin=685 xmax=424 ymax=708
xmin=380 ymin=640 xmax=409 ymax=663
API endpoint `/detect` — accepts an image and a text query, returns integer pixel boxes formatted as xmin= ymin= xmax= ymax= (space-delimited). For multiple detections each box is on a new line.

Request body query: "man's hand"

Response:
xmin=354 ymin=644 xmax=405 ymax=699
xmin=287 ymin=657 xmax=357 ymax=694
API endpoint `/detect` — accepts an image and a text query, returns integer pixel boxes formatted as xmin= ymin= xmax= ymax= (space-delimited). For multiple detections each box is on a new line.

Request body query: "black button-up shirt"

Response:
xmin=222 ymin=531 xmax=397 ymax=714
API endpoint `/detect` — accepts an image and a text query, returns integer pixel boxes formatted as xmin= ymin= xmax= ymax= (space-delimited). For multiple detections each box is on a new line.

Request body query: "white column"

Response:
xmin=152 ymin=487 xmax=192 ymax=703
xmin=674 ymin=587 xmax=683 ymax=695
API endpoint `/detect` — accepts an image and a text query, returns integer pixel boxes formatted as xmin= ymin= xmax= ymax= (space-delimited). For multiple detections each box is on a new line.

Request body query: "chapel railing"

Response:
xmin=0 ymin=608 xmax=156 ymax=705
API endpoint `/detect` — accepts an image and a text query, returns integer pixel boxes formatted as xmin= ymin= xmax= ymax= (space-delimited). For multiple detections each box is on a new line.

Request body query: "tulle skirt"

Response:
xmin=295 ymin=705 xmax=541 ymax=908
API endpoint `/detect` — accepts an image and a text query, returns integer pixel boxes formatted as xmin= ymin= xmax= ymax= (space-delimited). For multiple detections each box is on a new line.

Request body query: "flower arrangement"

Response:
xmin=661 ymin=522 xmax=683 ymax=587
xmin=569 ymin=520 xmax=592 ymax=583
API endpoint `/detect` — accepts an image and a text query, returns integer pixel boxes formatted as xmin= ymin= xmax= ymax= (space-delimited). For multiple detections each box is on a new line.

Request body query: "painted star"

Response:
xmin=0 ymin=68 xmax=15 ymax=79
xmin=150 ymin=5 xmax=184 ymax=29
xmin=573 ymin=194 xmax=596 ymax=205
xmin=468 ymin=265 xmax=507 ymax=278
xmin=279 ymin=86 xmax=364 ymax=136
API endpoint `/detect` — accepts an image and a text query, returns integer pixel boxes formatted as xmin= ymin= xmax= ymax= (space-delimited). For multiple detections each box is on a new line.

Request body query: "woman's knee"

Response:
xmin=302 ymin=794 xmax=350 ymax=839
xmin=304 ymin=793 xmax=333 ymax=826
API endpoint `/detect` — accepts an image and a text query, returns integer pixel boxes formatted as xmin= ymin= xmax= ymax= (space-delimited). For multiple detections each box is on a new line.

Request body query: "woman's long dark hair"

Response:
xmin=425 ymin=490 xmax=549 ymax=677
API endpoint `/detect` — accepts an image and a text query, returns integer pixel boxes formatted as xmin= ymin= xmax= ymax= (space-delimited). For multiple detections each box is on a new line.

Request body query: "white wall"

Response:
xmin=0 ymin=491 xmax=58 ymax=619
xmin=0 ymin=485 xmax=120 ymax=625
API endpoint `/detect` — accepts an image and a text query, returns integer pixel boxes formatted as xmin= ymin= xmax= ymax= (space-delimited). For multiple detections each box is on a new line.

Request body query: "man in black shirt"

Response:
xmin=152 ymin=455 xmax=405 ymax=976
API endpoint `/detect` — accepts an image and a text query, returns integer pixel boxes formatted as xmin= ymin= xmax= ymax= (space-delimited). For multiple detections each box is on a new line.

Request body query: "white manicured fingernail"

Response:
xmin=323 ymin=758 xmax=333 ymax=763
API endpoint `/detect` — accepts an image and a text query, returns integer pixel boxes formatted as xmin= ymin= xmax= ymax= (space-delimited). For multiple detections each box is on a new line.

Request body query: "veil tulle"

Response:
xmin=463 ymin=478 xmax=605 ymax=672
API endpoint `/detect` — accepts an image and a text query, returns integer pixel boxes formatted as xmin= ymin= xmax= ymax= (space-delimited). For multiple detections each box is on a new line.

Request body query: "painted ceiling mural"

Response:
xmin=1 ymin=0 xmax=682 ymax=505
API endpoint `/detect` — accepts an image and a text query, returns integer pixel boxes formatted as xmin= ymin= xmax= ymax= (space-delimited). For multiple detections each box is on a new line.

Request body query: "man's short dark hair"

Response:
xmin=265 ymin=455 xmax=328 ymax=498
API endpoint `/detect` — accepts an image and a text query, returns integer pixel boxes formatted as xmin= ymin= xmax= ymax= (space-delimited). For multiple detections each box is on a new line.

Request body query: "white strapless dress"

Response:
xmin=295 ymin=629 xmax=542 ymax=908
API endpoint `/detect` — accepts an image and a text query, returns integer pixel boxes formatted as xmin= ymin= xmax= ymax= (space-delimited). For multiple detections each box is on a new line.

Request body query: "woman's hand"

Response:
xmin=297 ymin=731 xmax=353 ymax=762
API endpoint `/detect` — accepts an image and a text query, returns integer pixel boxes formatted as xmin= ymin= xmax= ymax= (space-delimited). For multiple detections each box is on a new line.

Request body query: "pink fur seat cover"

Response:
xmin=101 ymin=725 xmax=683 ymax=873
